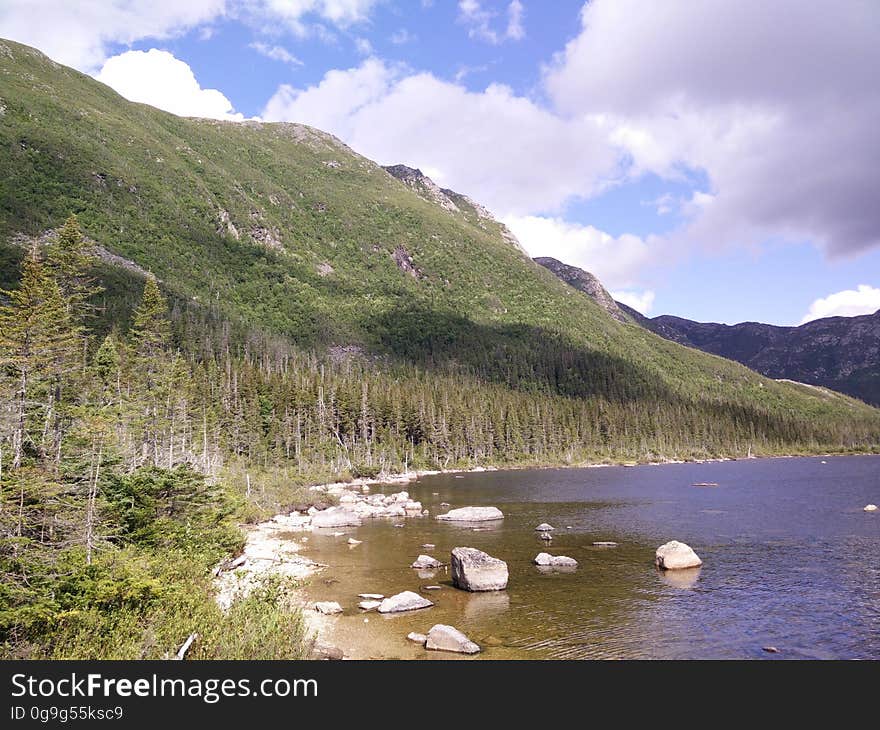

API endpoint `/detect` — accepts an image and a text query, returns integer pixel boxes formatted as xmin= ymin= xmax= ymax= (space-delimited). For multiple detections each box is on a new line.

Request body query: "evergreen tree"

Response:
xmin=0 ymin=248 xmax=79 ymax=468
xmin=46 ymin=214 xmax=101 ymax=317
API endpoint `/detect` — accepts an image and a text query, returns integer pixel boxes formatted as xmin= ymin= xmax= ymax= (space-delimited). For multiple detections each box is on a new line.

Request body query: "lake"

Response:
xmin=302 ymin=455 xmax=880 ymax=659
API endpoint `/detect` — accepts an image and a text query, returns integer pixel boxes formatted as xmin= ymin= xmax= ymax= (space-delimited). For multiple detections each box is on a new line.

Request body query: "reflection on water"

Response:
xmin=302 ymin=455 xmax=880 ymax=659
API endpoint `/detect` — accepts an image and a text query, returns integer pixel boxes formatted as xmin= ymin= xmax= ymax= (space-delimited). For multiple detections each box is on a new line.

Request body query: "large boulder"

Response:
xmin=411 ymin=555 xmax=443 ymax=569
xmin=377 ymin=591 xmax=434 ymax=613
xmin=436 ymin=506 xmax=504 ymax=522
xmin=314 ymin=601 xmax=343 ymax=615
xmin=425 ymin=624 xmax=481 ymax=654
xmin=655 ymin=540 xmax=702 ymax=570
xmin=534 ymin=552 xmax=578 ymax=567
xmin=451 ymin=547 xmax=508 ymax=591
xmin=311 ymin=507 xmax=362 ymax=528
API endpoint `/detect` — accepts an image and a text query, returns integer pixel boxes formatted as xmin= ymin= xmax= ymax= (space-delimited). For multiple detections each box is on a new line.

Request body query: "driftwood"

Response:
xmin=174 ymin=632 xmax=198 ymax=660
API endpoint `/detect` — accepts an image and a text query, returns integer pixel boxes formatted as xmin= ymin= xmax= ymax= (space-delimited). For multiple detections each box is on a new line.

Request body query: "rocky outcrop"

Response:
xmin=451 ymin=547 xmax=509 ymax=591
xmin=655 ymin=540 xmax=702 ymax=570
xmin=377 ymin=591 xmax=434 ymax=613
xmin=535 ymin=257 xmax=628 ymax=323
xmin=425 ymin=624 xmax=481 ymax=654
xmin=437 ymin=506 xmax=504 ymax=522
xmin=534 ymin=553 xmax=578 ymax=567
xmin=311 ymin=507 xmax=362 ymax=528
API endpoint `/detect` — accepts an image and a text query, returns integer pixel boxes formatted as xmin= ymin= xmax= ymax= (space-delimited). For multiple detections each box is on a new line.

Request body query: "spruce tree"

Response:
xmin=0 ymin=248 xmax=79 ymax=468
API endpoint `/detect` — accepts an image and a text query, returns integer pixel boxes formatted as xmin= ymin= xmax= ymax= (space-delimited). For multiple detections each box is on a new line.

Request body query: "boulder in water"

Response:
xmin=655 ymin=540 xmax=702 ymax=570
xmin=451 ymin=547 xmax=508 ymax=591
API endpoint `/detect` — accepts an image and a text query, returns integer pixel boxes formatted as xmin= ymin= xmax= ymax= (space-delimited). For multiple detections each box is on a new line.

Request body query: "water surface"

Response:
xmin=302 ymin=456 xmax=880 ymax=659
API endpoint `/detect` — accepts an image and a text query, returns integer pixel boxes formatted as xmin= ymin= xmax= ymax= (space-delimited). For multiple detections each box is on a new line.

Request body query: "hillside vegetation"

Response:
xmin=0 ymin=39 xmax=878 ymax=659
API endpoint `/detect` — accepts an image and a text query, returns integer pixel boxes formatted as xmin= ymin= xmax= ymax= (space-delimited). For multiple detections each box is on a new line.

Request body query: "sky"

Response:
xmin=1 ymin=0 xmax=879 ymax=326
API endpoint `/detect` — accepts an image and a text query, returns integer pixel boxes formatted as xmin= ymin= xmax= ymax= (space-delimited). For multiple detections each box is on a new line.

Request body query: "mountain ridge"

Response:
xmin=1 ymin=36 xmax=878 ymax=460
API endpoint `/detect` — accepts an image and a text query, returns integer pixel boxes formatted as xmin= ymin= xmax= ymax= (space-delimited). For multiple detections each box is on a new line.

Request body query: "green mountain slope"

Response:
xmin=1 ymin=37 xmax=878 ymax=456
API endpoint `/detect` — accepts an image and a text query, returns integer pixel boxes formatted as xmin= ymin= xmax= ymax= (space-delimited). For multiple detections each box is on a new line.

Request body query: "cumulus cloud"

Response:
xmin=611 ymin=289 xmax=655 ymax=316
xmin=502 ymin=215 xmax=656 ymax=290
xmin=0 ymin=0 xmax=225 ymax=71
xmin=249 ymin=41 xmax=303 ymax=65
xmin=96 ymin=49 xmax=244 ymax=120
xmin=262 ymin=60 xmax=618 ymax=216
xmin=458 ymin=0 xmax=525 ymax=44
xmin=800 ymin=285 xmax=880 ymax=324
xmin=544 ymin=0 xmax=880 ymax=257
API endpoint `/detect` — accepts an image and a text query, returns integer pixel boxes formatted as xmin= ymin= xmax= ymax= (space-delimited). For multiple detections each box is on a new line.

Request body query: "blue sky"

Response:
xmin=2 ymin=0 xmax=879 ymax=326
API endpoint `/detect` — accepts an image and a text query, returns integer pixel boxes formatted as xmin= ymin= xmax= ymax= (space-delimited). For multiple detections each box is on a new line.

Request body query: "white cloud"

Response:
xmin=262 ymin=60 xmax=618 ymax=216
xmin=247 ymin=0 xmax=380 ymax=36
xmin=458 ymin=0 xmax=525 ymax=45
xmin=0 ymin=0 xmax=224 ymax=71
xmin=354 ymin=37 xmax=373 ymax=55
xmin=96 ymin=49 xmax=244 ymax=120
xmin=800 ymin=285 xmax=880 ymax=324
xmin=502 ymin=215 xmax=656 ymax=290
xmin=249 ymin=42 xmax=303 ymax=65
xmin=544 ymin=0 xmax=880 ymax=257
xmin=611 ymin=289 xmax=655 ymax=316
xmin=506 ymin=0 xmax=525 ymax=41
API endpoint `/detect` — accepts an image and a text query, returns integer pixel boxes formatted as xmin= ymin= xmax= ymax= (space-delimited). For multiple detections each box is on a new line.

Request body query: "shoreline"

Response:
xmin=218 ymin=450 xmax=878 ymax=659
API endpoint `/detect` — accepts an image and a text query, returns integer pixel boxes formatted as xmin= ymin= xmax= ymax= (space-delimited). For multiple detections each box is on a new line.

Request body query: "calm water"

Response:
xmin=302 ymin=456 xmax=880 ymax=659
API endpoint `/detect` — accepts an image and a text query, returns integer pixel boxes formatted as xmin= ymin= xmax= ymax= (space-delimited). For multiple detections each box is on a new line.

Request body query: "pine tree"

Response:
xmin=130 ymin=276 xmax=171 ymax=361
xmin=0 ymin=248 xmax=80 ymax=468
xmin=47 ymin=214 xmax=101 ymax=316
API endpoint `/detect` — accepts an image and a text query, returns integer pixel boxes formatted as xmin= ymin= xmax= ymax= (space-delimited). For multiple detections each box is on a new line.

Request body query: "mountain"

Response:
xmin=624 ymin=306 xmax=880 ymax=406
xmin=534 ymin=256 xmax=880 ymax=407
xmin=534 ymin=256 xmax=628 ymax=323
xmin=2 ymin=37 xmax=879 ymax=462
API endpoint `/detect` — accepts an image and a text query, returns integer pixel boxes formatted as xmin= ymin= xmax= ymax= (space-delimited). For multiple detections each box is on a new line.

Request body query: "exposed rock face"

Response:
xmin=534 ymin=553 xmax=578 ymax=567
xmin=411 ymin=555 xmax=443 ymax=569
xmin=655 ymin=540 xmax=703 ymax=570
xmin=436 ymin=506 xmax=504 ymax=522
xmin=618 ymin=302 xmax=880 ymax=407
xmin=535 ymin=257 xmax=628 ymax=323
xmin=311 ymin=507 xmax=362 ymax=528
xmin=391 ymin=244 xmax=425 ymax=279
xmin=377 ymin=591 xmax=434 ymax=613
xmin=315 ymin=601 xmax=343 ymax=615
xmin=451 ymin=547 xmax=509 ymax=591
xmin=383 ymin=164 xmax=528 ymax=255
xmin=425 ymin=624 xmax=481 ymax=654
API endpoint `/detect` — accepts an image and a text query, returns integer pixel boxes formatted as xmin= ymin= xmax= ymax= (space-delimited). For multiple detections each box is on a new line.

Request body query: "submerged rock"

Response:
xmin=378 ymin=591 xmax=434 ymax=613
xmin=425 ymin=624 xmax=480 ymax=654
xmin=539 ymin=533 xmax=552 ymax=541
xmin=593 ymin=541 xmax=618 ymax=547
xmin=451 ymin=547 xmax=509 ymax=591
xmin=358 ymin=593 xmax=384 ymax=600
xmin=437 ymin=506 xmax=504 ymax=522
xmin=314 ymin=601 xmax=343 ymax=615
xmin=534 ymin=552 xmax=578 ymax=567
xmin=411 ymin=554 xmax=443 ymax=569
xmin=347 ymin=538 xmax=362 ymax=545
xmin=655 ymin=540 xmax=702 ymax=570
